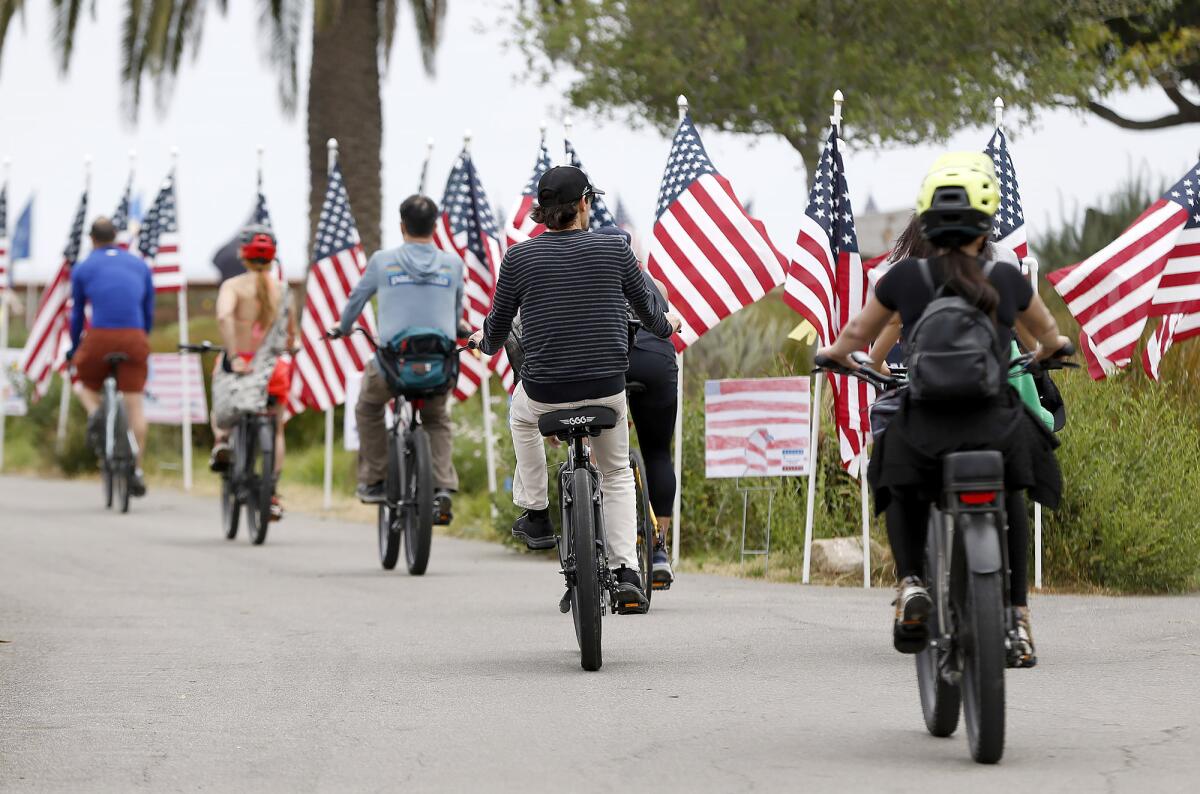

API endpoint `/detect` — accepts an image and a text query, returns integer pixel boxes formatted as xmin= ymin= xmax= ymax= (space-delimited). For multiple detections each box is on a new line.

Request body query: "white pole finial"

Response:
xmin=425 ymin=137 xmax=434 ymax=154
xmin=326 ymin=138 xmax=338 ymax=175
xmin=994 ymin=96 xmax=1005 ymax=129
xmin=84 ymin=155 xmax=92 ymax=190
xmin=463 ymin=129 xmax=472 ymax=153
xmin=831 ymin=89 xmax=845 ymax=129
xmin=677 ymin=94 xmax=689 ymax=123
xmin=539 ymin=120 xmax=548 ymax=136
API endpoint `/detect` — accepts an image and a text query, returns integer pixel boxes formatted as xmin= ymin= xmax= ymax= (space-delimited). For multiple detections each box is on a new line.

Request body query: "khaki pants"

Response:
xmin=356 ymin=360 xmax=458 ymax=491
xmin=509 ymin=383 xmax=637 ymax=571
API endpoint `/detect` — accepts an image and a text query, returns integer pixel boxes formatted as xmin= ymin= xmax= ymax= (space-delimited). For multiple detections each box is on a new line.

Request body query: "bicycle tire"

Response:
xmin=116 ymin=464 xmax=131 ymax=514
xmin=570 ymin=467 xmax=603 ymax=671
xmin=249 ymin=416 xmax=275 ymax=545
xmin=403 ymin=427 xmax=434 ymax=575
xmin=917 ymin=513 xmax=961 ymax=737
xmin=957 ymin=518 xmax=1007 ymax=764
xmin=114 ymin=399 xmax=132 ymax=514
xmin=103 ymin=463 xmax=114 ymax=509
xmin=221 ymin=474 xmax=240 ymax=540
xmin=630 ymin=448 xmax=653 ymax=607
xmin=379 ymin=435 xmax=401 ymax=570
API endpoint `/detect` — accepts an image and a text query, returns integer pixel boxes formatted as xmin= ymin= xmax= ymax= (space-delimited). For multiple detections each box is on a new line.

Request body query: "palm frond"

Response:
xmin=404 ymin=0 xmax=446 ymax=76
xmin=49 ymin=0 xmax=87 ymax=73
xmin=379 ymin=0 xmax=397 ymax=67
xmin=260 ymin=0 xmax=303 ymax=114
xmin=0 ymin=0 xmax=28 ymax=74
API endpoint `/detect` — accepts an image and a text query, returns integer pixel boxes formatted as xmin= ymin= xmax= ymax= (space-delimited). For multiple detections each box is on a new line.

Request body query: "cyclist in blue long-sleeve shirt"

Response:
xmin=68 ymin=217 xmax=156 ymax=496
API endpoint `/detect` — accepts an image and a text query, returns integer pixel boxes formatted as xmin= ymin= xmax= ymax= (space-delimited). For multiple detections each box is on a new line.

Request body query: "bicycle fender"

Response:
xmin=959 ymin=512 xmax=1002 ymax=575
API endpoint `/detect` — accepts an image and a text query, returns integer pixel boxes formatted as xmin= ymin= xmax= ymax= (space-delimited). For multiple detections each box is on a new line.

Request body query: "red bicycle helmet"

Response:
xmin=239 ymin=224 xmax=277 ymax=262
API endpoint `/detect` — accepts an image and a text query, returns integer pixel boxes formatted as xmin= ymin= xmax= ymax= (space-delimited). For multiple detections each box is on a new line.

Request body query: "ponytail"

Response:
xmin=940 ymin=249 xmax=998 ymax=318
xmin=254 ymin=268 xmax=278 ymax=329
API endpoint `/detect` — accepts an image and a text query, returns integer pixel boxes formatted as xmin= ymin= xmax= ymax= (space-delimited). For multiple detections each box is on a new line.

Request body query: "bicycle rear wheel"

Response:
xmin=245 ymin=418 xmax=274 ymax=545
xmin=116 ymin=464 xmax=131 ymax=514
xmin=379 ymin=435 xmax=401 ymax=570
xmin=630 ymin=449 xmax=653 ymax=608
xmin=957 ymin=517 xmax=1007 ymax=764
xmin=103 ymin=463 xmax=114 ymax=509
xmin=569 ymin=467 xmax=603 ymax=671
xmin=917 ymin=513 xmax=960 ymax=737
xmin=221 ymin=473 xmax=240 ymax=540
xmin=402 ymin=427 xmax=434 ymax=575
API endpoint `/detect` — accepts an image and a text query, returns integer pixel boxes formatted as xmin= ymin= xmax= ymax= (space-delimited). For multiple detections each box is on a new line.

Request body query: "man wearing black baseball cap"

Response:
xmin=470 ymin=165 xmax=680 ymax=612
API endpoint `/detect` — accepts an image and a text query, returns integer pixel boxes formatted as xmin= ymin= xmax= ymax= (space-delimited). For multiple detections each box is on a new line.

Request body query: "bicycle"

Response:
xmin=92 ymin=353 xmax=138 ymax=513
xmin=329 ymin=328 xmax=466 ymax=574
xmin=180 ymin=342 xmax=278 ymax=545
xmin=814 ymin=343 xmax=1074 ymax=764
xmin=626 ymin=380 xmax=670 ymax=605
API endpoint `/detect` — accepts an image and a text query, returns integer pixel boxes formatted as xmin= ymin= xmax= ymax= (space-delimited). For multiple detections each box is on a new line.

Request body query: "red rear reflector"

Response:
xmin=959 ymin=491 xmax=997 ymax=505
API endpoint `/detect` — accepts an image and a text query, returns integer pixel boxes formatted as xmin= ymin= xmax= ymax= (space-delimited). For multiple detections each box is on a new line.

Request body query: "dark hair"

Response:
xmin=938 ymin=248 xmax=999 ymax=317
xmin=890 ymin=213 xmax=935 ymax=262
xmin=400 ymin=195 xmax=439 ymax=237
xmin=529 ymin=201 xmax=579 ymax=231
xmin=89 ymin=217 xmax=117 ymax=244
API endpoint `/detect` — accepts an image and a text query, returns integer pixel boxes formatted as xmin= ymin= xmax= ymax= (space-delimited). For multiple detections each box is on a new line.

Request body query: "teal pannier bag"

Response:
xmin=376 ymin=327 xmax=458 ymax=398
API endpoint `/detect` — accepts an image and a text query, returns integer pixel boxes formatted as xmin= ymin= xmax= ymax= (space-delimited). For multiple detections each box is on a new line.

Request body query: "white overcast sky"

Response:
xmin=1 ymin=1 xmax=1198 ymax=283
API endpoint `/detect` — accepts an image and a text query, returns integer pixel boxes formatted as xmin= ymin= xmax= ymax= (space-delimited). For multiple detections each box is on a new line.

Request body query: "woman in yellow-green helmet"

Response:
xmin=819 ymin=152 xmax=1071 ymax=666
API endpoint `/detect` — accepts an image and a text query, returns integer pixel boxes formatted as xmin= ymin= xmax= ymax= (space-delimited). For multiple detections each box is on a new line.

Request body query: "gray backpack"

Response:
xmin=905 ymin=259 xmax=1004 ymax=402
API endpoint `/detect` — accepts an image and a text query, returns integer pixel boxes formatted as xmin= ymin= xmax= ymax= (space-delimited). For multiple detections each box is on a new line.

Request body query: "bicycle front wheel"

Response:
xmin=221 ymin=474 xmax=240 ymax=540
xmin=379 ymin=435 xmax=401 ymax=570
xmin=103 ymin=463 xmax=114 ymax=509
xmin=630 ymin=448 xmax=654 ymax=608
xmin=116 ymin=464 xmax=131 ymax=514
xmin=402 ymin=428 xmax=434 ymax=575
xmin=569 ymin=467 xmax=603 ymax=671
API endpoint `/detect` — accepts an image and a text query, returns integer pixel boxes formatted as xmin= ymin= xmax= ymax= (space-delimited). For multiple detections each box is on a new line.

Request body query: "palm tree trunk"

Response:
xmin=307 ymin=2 xmax=383 ymax=258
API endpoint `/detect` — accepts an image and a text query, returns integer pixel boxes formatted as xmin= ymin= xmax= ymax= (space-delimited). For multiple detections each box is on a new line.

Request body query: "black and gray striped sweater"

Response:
xmin=481 ymin=229 xmax=673 ymax=403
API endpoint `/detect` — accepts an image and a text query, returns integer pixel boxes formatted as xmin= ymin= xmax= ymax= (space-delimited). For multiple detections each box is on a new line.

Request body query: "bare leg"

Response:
xmin=121 ymin=392 xmax=148 ymax=467
xmin=78 ymin=386 xmax=101 ymax=415
xmin=273 ymin=409 xmax=285 ymax=477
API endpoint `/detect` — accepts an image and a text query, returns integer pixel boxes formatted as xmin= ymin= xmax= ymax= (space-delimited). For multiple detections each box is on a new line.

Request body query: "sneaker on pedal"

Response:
xmin=129 ymin=469 xmax=147 ymax=497
xmin=512 ymin=509 xmax=555 ymax=550
xmin=652 ymin=545 xmax=674 ymax=589
xmin=1012 ymin=606 xmax=1038 ymax=668
xmin=433 ymin=489 xmax=453 ymax=525
xmin=613 ymin=565 xmax=649 ymax=614
xmin=209 ymin=443 xmax=231 ymax=473
xmin=356 ymin=481 xmax=385 ymax=504
xmin=269 ymin=495 xmax=284 ymax=522
xmin=892 ymin=575 xmax=932 ymax=654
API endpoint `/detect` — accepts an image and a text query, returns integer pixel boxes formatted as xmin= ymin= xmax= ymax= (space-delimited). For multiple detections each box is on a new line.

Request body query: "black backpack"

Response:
xmin=905 ymin=259 xmax=1005 ymax=402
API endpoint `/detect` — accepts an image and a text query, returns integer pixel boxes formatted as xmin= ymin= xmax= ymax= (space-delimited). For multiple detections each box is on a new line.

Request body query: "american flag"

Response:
xmin=288 ymin=163 xmax=377 ymax=413
xmin=704 ymin=377 xmax=811 ymax=478
xmin=19 ymin=190 xmax=87 ymax=398
xmin=0 ymin=182 xmax=8 ymax=291
xmin=253 ymin=177 xmax=287 ymax=282
xmin=1049 ymin=160 xmax=1200 ymax=372
xmin=564 ymin=139 xmax=617 ymax=229
xmin=113 ymin=177 xmax=136 ymax=250
xmin=646 ymin=115 xmax=786 ymax=351
xmin=138 ymin=174 xmax=184 ymax=292
xmin=433 ymin=150 xmax=514 ymax=400
xmin=504 ymin=135 xmax=551 ymax=249
xmin=984 ymin=128 xmax=1028 ymax=260
xmin=782 ymin=127 xmax=869 ymax=475
xmin=1143 ymin=313 xmax=1200 ymax=381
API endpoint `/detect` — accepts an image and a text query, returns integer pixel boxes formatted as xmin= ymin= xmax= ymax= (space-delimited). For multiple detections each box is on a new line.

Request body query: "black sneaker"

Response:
xmin=512 ymin=509 xmax=556 ymax=550
xmin=209 ymin=443 xmax=231 ymax=473
xmin=893 ymin=575 xmax=932 ymax=654
xmin=129 ymin=469 xmax=147 ymax=498
xmin=357 ymin=482 xmax=385 ymax=504
xmin=613 ymin=565 xmax=649 ymax=614
xmin=433 ymin=490 xmax=453 ymax=525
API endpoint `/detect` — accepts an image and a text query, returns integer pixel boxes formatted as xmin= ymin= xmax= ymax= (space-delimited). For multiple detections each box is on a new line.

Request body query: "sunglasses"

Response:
xmin=246 ymin=258 xmax=271 ymax=266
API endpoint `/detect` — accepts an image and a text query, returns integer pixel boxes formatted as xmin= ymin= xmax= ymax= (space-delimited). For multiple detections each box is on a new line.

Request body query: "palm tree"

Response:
xmin=0 ymin=0 xmax=447 ymax=255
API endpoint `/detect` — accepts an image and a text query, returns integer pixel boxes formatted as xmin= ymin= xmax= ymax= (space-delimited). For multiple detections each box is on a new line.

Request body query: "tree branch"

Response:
xmin=1086 ymin=97 xmax=1200 ymax=130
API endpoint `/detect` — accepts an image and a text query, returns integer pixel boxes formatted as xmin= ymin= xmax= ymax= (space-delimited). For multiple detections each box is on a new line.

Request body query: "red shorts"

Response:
xmin=237 ymin=353 xmax=294 ymax=402
xmin=75 ymin=329 xmax=150 ymax=392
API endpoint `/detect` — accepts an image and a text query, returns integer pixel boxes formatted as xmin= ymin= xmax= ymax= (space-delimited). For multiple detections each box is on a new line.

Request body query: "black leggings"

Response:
xmin=886 ymin=491 xmax=1030 ymax=607
xmin=626 ymin=349 xmax=678 ymax=517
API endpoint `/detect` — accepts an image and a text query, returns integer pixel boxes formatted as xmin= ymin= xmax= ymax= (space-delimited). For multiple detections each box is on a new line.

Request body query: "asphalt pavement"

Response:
xmin=1 ymin=474 xmax=1197 ymax=792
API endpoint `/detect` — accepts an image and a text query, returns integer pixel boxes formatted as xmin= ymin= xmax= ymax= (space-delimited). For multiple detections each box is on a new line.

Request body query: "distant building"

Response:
xmin=855 ymin=196 xmax=910 ymax=258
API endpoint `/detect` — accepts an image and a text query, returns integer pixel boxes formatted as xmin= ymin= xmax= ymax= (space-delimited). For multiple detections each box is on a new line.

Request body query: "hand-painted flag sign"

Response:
xmin=142 ymin=353 xmax=207 ymax=424
xmin=704 ymin=377 xmax=811 ymax=478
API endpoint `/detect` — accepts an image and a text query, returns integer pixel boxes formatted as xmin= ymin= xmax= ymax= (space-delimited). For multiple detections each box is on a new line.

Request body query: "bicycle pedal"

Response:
xmin=651 ymin=580 xmax=672 ymax=591
xmin=558 ymin=590 xmax=572 ymax=614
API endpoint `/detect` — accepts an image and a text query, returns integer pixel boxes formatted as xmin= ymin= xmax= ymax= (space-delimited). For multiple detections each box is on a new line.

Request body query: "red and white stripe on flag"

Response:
xmin=150 ymin=230 xmax=185 ymax=293
xmin=505 ymin=194 xmax=545 ymax=250
xmin=18 ymin=261 xmax=72 ymax=397
xmin=1143 ymin=313 xmax=1200 ymax=381
xmin=289 ymin=244 xmax=377 ymax=412
xmin=0 ymin=237 xmax=8 ymax=293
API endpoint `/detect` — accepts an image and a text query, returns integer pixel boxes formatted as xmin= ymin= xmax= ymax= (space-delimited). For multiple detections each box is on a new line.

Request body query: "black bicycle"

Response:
xmin=181 ymin=342 xmax=277 ymax=545
xmin=627 ymin=380 xmax=668 ymax=602
xmin=94 ymin=353 xmax=137 ymax=513
xmin=815 ymin=344 xmax=1074 ymax=764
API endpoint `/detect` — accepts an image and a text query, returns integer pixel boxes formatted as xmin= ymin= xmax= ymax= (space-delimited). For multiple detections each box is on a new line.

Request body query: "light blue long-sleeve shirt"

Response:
xmin=339 ymin=242 xmax=464 ymax=343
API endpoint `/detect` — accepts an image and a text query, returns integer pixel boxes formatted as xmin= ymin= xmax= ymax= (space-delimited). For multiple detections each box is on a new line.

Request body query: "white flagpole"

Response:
xmin=860 ymin=446 xmax=871 ymax=588
xmin=562 ymin=117 xmax=573 ymax=166
xmin=994 ymin=96 xmax=1005 ymax=132
xmin=170 ymin=148 xmax=193 ymax=490
xmin=323 ymin=138 xmax=338 ymax=510
xmin=670 ymin=94 xmax=688 ymax=567
xmin=801 ymin=375 xmax=822 ymax=584
xmin=1024 ymin=253 xmax=1044 ymax=590
xmin=463 ymin=129 xmax=498 ymax=499
xmin=57 ymin=156 xmax=90 ymax=453
xmin=0 ymin=157 xmax=10 ymax=471
xmin=418 ymin=138 xmax=434 ymax=195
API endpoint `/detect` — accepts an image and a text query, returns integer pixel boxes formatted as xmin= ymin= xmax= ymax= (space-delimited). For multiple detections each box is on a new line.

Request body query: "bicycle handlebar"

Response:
xmin=327 ymin=326 xmax=478 ymax=355
xmin=815 ymin=341 xmax=1079 ymax=390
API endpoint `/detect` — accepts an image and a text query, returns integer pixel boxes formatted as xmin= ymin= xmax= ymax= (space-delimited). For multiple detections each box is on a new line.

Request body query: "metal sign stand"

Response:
xmin=737 ymin=477 xmax=778 ymax=575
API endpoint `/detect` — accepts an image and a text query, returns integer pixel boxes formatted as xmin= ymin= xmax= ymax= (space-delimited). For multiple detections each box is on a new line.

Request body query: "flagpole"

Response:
xmin=670 ymin=94 xmax=687 ymax=568
xmin=323 ymin=138 xmax=338 ymax=510
xmin=1025 ymin=253 xmax=1044 ymax=590
xmin=171 ymin=148 xmax=193 ymax=490
xmin=562 ymin=117 xmax=572 ymax=166
xmin=418 ymin=138 xmax=434 ymax=195
xmin=803 ymin=90 xmax=843 ymax=585
xmin=57 ymin=156 xmax=90 ymax=453
xmin=0 ymin=157 xmax=10 ymax=471
xmin=464 ymin=129 xmax=499 ymax=500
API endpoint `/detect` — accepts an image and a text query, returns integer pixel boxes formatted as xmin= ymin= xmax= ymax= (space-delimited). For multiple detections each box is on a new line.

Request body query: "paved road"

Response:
xmin=1 ymin=475 xmax=1197 ymax=792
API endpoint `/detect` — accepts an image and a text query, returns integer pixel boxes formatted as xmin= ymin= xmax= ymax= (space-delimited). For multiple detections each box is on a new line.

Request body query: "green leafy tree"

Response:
xmin=0 ymin=0 xmax=447 ymax=255
xmin=517 ymin=1 xmax=1196 ymax=167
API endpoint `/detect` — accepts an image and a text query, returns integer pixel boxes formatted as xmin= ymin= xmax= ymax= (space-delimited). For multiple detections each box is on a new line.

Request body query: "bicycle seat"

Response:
xmin=625 ymin=380 xmax=647 ymax=395
xmin=104 ymin=353 xmax=129 ymax=365
xmin=538 ymin=406 xmax=619 ymax=439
